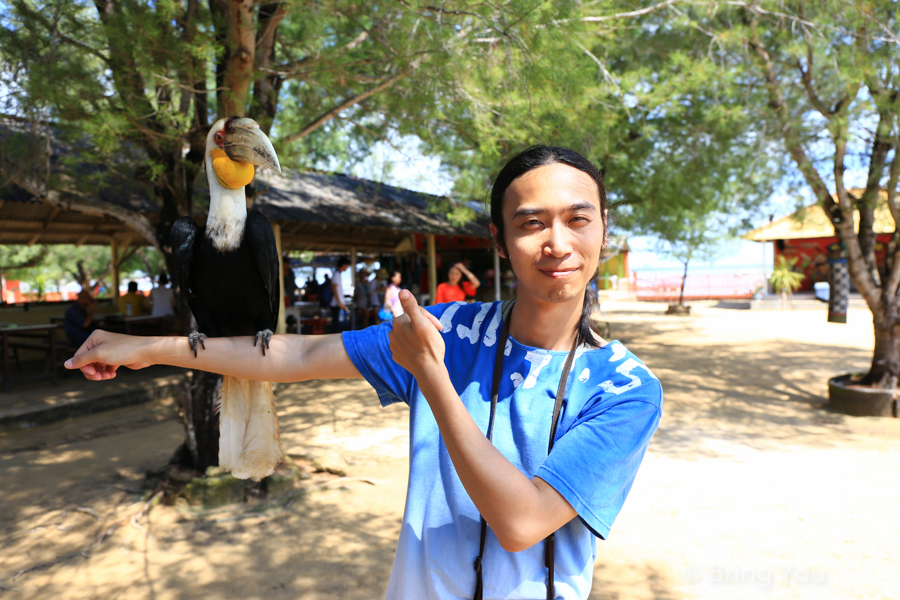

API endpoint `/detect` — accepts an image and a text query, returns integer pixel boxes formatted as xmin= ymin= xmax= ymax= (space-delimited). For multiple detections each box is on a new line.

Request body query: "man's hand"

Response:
xmin=65 ymin=330 xmax=155 ymax=380
xmin=388 ymin=290 xmax=446 ymax=380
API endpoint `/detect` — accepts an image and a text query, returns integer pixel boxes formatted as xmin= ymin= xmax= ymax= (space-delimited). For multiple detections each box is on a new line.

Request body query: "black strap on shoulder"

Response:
xmin=474 ymin=301 xmax=513 ymax=600
xmin=473 ymin=300 xmax=580 ymax=600
xmin=543 ymin=329 xmax=580 ymax=600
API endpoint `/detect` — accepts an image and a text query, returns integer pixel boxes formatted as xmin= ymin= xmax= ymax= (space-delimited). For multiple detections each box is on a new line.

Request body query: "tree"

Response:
xmin=529 ymin=1 xmax=899 ymax=390
xmin=422 ymin=1 xmax=781 ymax=239
xmin=655 ymin=214 xmax=728 ymax=309
xmin=643 ymin=1 xmax=900 ymax=389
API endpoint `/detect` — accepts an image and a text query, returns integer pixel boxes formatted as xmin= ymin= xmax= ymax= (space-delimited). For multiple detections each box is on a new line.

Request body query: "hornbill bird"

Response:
xmin=171 ymin=117 xmax=283 ymax=481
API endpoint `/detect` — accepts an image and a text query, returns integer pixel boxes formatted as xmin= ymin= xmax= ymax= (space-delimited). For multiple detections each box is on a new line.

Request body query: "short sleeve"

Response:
xmin=342 ymin=322 xmax=416 ymax=406
xmin=536 ymin=380 xmax=662 ymax=539
xmin=462 ymin=281 xmax=477 ymax=297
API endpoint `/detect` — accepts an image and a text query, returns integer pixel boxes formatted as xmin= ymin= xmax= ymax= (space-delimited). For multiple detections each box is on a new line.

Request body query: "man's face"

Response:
xmin=494 ymin=163 xmax=605 ymax=305
xmin=77 ymin=292 xmax=93 ymax=308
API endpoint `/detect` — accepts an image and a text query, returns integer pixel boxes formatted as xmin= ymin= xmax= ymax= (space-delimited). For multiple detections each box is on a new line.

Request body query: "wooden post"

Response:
xmin=350 ymin=246 xmax=357 ymax=329
xmin=274 ymin=223 xmax=287 ymax=335
xmin=427 ymin=234 xmax=437 ymax=304
xmin=493 ymin=245 xmax=501 ymax=302
xmin=110 ymin=239 xmax=120 ymax=301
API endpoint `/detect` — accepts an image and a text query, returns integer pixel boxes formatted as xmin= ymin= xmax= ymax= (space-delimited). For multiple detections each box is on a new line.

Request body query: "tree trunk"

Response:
xmin=176 ymin=370 xmax=222 ymax=472
xmin=211 ymin=0 xmax=256 ymax=117
xmin=678 ymin=260 xmax=688 ymax=306
xmin=858 ymin=326 xmax=900 ymax=388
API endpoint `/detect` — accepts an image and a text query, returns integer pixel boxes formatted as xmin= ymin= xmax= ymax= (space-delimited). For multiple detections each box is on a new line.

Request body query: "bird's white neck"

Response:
xmin=205 ymin=153 xmax=247 ymax=252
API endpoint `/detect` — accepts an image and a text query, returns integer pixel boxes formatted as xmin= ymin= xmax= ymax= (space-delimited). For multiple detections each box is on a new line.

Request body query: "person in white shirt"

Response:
xmin=150 ymin=273 xmax=176 ymax=329
xmin=330 ymin=257 xmax=351 ymax=333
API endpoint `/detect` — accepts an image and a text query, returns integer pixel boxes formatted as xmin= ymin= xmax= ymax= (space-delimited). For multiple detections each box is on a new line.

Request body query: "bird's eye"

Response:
xmin=214 ymin=131 xmax=225 ymax=147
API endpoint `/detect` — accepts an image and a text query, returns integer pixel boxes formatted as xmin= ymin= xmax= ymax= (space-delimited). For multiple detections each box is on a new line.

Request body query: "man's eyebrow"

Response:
xmin=512 ymin=202 xmax=598 ymax=218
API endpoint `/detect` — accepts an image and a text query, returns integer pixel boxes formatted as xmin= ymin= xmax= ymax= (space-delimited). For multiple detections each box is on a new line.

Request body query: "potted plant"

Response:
xmin=768 ymin=256 xmax=805 ymax=310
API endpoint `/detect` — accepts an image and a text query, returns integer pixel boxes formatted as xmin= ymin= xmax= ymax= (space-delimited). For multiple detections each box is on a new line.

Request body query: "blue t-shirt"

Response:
xmin=342 ymin=301 xmax=662 ymax=600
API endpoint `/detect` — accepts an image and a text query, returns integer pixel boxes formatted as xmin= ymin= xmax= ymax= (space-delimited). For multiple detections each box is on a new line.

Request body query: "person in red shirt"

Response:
xmin=434 ymin=262 xmax=480 ymax=304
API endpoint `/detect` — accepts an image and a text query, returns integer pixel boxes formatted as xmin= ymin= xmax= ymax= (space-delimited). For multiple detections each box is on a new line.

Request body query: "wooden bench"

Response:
xmin=1 ymin=324 xmax=59 ymax=392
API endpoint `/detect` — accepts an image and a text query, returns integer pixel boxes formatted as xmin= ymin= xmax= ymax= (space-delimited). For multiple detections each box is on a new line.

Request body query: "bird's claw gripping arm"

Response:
xmin=254 ymin=329 xmax=274 ymax=356
xmin=188 ymin=332 xmax=207 ymax=358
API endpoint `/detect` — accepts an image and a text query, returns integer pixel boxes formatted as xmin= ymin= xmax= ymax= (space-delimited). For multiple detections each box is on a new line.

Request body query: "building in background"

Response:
xmin=599 ymin=235 xmax=631 ymax=291
xmin=743 ymin=190 xmax=895 ymax=292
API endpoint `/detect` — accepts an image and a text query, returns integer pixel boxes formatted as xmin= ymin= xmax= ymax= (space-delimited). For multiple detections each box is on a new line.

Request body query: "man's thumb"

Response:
xmin=398 ymin=289 xmax=419 ymax=312
xmin=65 ymin=348 xmax=94 ymax=370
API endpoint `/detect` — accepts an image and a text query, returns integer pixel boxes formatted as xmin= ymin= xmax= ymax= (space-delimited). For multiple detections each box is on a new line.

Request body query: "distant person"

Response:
xmin=384 ymin=270 xmax=404 ymax=318
xmin=354 ymin=267 xmax=373 ymax=329
xmin=318 ymin=274 xmax=332 ymax=308
xmin=434 ymin=262 xmax=480 ymax=305
xmin=283 ymin=260 xmax=299 ymax=305
xmin=330 ymin=257 xmax=351 ymax=333
xmin=63 ymin=289 xmax=98 ymax=346
xmin=150 ymin=273 xmax=176 ymax=329
xmin=118 ymin=281 xmax=145 ymax=317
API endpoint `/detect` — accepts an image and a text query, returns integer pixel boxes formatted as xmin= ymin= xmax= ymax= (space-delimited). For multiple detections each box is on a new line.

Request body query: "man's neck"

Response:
xmin=507 ymin=291 xmax=583 ymax=351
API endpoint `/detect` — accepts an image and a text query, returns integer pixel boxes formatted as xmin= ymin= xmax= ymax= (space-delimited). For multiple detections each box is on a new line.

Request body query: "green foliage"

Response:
xmin=0 ymin=244 xmax=46 ymax=272
xmin=769 ymin=255 xmax=806 ymax=295
xmin=0 ymin=0 xmax=792 ymax=248
xmin=0 ymin=244 xmax=165 ymax=299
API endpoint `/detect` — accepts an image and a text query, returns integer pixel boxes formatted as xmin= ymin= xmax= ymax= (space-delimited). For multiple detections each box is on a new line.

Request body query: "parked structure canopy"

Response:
xmin=743 ymin=189 xmax=895 ymax=242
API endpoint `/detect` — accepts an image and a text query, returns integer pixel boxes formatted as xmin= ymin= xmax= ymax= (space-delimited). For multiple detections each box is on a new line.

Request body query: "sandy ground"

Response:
xmin=1 ymin=301 xmax=899 ymax=600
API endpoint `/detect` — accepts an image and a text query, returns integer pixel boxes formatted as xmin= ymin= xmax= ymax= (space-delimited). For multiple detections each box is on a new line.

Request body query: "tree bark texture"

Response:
xmin=178 ymin=370 xmax=222 ymax=472
xmin=252 ymin=2 xmax=288 ymax=135
xmin=211 ymin=0 xmax=256 ymax=117
xmin=859 ymin=326 xmax=900 ymax=389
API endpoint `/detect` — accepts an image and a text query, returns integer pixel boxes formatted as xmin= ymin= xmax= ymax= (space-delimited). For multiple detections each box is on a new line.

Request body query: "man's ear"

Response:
xmin=489 ymin=223 xmax=507 ymax=259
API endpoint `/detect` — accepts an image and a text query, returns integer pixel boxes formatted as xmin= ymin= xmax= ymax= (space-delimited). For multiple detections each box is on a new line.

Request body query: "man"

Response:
xmin=63 ymin=289 xmax=98 ymax=346
xmin=118 ymin=281 xmax=146 ymax=317
xmin=354 ymin=267 xmax=372 ymax=329
xmin=330 ymin=257 xmax=351 ymax=333
xmin=66 ymin=146 xmax=662 ymax=599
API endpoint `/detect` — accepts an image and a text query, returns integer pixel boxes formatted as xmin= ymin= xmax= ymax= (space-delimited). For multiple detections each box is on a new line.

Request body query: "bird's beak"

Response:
xmin=223 ymin=118 xmax=282 ymax=174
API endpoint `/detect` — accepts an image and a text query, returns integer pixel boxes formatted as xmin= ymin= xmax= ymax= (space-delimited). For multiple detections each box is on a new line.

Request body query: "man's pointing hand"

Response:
xmin=388 ymin=290 xmax=446 ymax=380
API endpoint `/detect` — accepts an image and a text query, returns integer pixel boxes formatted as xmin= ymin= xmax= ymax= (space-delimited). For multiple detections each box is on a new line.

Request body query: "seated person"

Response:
xmin=434 ymin=262 xmax=480 ymax=304
xmin=118 ymin=281 xmax=146 ymax=317
xmin=64 ymin=289 xmax=98 ymax=346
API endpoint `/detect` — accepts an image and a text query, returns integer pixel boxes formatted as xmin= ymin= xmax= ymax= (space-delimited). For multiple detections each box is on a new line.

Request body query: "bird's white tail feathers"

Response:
xmin=216 ymin=376 xmax=284 ymax=481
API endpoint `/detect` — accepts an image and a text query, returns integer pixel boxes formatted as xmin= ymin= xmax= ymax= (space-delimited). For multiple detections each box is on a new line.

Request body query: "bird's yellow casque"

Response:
xmin=211 ymin=148 xmax=255 ymax=189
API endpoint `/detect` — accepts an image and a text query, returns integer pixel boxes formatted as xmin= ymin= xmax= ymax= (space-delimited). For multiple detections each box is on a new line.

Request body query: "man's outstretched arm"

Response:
xmin=65 ymin=330 xmax=360 ymax=383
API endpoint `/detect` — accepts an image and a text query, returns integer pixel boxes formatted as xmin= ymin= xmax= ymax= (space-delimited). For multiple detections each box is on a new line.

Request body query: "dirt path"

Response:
xmin=1 ymin=302 xmax=898 ymax=599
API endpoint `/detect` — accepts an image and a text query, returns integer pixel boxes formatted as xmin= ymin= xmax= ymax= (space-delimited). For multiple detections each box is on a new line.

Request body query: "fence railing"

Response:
xmin=633 ymin=274 xmax=766 ymax=302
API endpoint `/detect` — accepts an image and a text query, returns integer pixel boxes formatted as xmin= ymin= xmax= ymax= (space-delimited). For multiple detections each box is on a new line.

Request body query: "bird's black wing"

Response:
xmin=170 ymin=217 xmax=199 ymax=319
xmin=245 ymin=210 xmax=281 ymax=325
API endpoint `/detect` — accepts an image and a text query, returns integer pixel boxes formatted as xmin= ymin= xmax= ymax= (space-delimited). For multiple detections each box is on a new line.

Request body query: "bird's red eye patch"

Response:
xmin=214 ymin=131 xmax=225 ymax=147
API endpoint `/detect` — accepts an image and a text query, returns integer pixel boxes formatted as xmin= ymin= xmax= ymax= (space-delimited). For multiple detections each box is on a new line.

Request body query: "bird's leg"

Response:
xmin=254 ymin=329 xmax=274 ymax=356
xmin=188 ymin=332 xmax=207 ymax=358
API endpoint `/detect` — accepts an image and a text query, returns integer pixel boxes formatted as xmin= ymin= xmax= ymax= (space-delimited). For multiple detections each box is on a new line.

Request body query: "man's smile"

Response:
xmin=538 ymin=267 xmax=579 ymax=279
